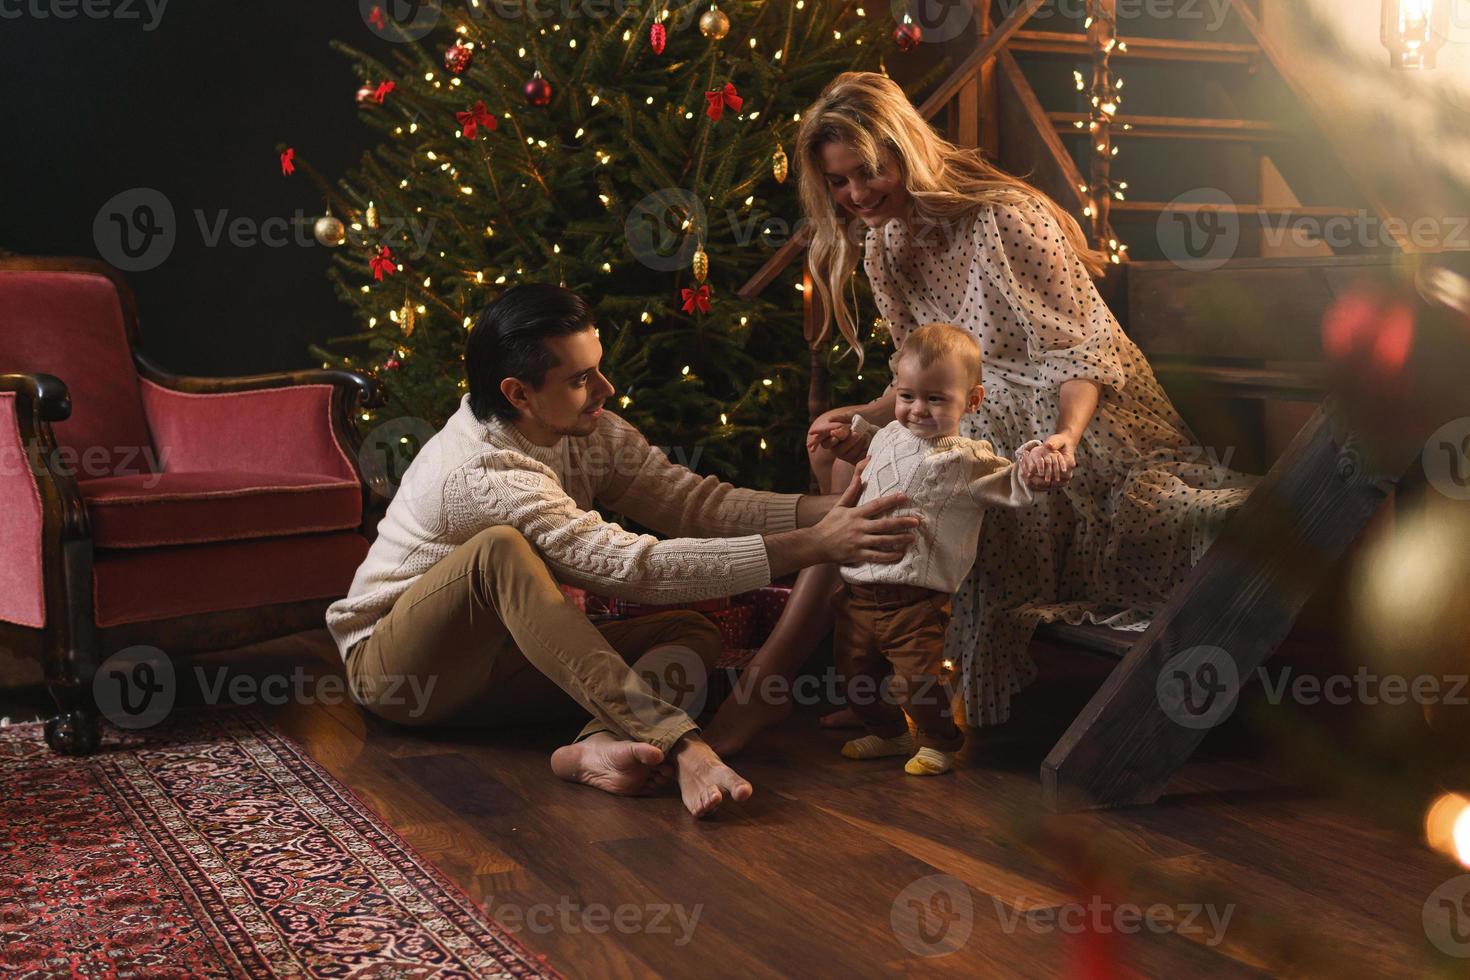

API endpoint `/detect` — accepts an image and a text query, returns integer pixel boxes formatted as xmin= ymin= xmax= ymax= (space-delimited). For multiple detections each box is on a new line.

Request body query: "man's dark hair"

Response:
xmin=465 ymin=283 xmax=595 ymax=422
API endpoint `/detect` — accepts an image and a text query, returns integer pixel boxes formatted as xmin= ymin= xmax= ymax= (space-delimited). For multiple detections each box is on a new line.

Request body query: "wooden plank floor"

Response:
xmin=5 ymin=632 xmax=1460 ymax=978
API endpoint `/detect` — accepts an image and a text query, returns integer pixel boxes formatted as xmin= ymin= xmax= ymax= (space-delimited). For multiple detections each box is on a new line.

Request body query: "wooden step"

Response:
xmin=1009 ymin=30 xmax=1259 ymax=65
xmin=1051 ymin=112 xmax=1289 ymax=142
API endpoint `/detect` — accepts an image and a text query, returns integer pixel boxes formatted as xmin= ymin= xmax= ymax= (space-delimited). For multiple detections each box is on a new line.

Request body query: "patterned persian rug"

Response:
xmin=0 ymin=710 xmax=560 ymax=978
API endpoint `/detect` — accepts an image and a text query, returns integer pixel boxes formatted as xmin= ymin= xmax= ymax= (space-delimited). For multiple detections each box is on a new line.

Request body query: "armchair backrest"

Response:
xmin=0 ymin=260 xmax=157 ymax=479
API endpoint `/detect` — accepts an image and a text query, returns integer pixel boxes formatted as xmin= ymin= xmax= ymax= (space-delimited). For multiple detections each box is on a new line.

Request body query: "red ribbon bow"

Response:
xmin=370 ymin=246 xmax=397 ymax=282
xmin=279 ymin=147 xmax=295 ymax=176
xmin=456 ymin=101 xmax=498 ymax=139
xmin=680 ymin=284 xmax=712 ymax=314
xmin=372 ymin=79 xmax=395 ymax=104
xmin=704 ymin=82 xmax=743 ymax=121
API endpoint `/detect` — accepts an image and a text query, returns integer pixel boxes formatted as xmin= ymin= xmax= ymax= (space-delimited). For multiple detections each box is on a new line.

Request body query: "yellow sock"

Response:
xmin=841 ymin=732 xmax=914 ymax=760
xmin=904 ymin=747 xmax=954 ymax=776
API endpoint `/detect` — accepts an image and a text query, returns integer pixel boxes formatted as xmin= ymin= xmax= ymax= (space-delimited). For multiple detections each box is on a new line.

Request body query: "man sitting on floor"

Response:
xmin=326 ymin=283 xmax=917 ymax=817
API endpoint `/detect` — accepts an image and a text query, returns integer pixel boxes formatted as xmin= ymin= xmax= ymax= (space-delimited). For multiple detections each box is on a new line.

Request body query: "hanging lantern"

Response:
xmin=1382 ymin=0 xmax=1450 ymax=69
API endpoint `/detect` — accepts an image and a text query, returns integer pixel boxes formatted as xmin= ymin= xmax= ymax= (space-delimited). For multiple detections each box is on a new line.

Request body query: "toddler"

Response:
xmin=813 ymin=323 xmax=1045 ymax=776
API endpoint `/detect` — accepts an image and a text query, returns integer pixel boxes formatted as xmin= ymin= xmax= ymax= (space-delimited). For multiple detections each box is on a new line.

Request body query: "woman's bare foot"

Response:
xmin=703 ymin=691 xmax=792 ymax=757
xmin=819 ymin=707 xmax=863 ymax=729
xmin=671 ymin=737 xmax=753 ymax=818
xmin=550 ymin=733 xmax=666 ymax=796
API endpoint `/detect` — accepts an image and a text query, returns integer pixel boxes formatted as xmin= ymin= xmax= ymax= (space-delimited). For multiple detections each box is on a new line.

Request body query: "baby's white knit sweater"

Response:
xmin=841 ymin=416 xmax=1040 ymax=593
xmin=326 ymin=396 xmax=802 ymax=659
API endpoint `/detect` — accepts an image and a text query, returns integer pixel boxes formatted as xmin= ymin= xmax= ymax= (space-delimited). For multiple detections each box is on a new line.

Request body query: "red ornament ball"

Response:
xmin=384 ymin=357 xmax=401 ymax=371
xmin=524 ymin=72 xmax=552 ymax=107
xmin=355 ymin=83 xmax=376 ymax=104
xmin=894 ymin=21 xmax=922 ymax=52
xmin=444 ymin=39 xmax=474 ymax=75
xmin=650 ymin=22 xmax=667 ymax=55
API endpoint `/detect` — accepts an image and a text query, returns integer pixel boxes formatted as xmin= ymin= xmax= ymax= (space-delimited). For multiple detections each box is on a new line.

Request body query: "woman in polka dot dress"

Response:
xmin=703 ymin=71 xmax=1254 ymax=753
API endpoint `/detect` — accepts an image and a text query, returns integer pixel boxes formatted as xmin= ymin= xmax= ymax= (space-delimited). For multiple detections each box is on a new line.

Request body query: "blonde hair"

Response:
xmin=890 ymin=322 xmax=982 ymax=385
xmin=795 ymin=71 xmax=1108 ymax=367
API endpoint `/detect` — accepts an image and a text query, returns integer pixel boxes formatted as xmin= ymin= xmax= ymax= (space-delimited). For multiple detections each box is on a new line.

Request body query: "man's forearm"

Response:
xmin=762 ymin=526 xmax=829 ymax=579
xmin=795 ymin=493 xmax=838 ymax=528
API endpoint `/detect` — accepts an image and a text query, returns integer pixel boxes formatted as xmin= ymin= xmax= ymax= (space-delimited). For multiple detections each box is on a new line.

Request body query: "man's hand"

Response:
xmin=763 ymin=459 xmax=918 ymax=578
xmin=813 ymin=459 xmax=918 ymax=565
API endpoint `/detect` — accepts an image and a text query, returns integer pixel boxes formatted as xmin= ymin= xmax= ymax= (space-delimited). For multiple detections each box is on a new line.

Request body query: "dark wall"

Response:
xmin=1 ymin=1 xmax=379 ymax=375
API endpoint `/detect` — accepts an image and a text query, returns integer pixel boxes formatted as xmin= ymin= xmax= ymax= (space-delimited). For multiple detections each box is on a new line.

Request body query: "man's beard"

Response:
xmin=549 ymin=413 xmax=599 ymax=437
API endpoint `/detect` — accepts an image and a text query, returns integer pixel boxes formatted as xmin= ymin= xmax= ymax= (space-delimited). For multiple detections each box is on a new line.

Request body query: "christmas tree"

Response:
xmin=295 ymin=1 xmax=936 ymax=490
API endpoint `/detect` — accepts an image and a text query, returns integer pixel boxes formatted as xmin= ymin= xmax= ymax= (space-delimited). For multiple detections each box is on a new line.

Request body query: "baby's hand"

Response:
xmin=807 ymin=421 xmax=867 ymax=464
xmin=1020 ymin=440 xmax=1074 ymax=490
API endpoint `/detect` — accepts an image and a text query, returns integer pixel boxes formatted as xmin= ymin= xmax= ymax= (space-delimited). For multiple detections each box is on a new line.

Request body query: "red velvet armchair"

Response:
xmin=0 ymin=257 xmax=384 ymax=754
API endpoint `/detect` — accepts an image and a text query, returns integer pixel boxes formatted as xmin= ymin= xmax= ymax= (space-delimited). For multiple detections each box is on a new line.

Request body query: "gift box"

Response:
xmin=733 ymin=582 xmax=793 ymax=646
xmin=609 ymin=595 xmax=732 ymax=618
xmin=557 ymin=585 xmax=616 ymax=619
xmin=704 ymin=603 xmax=757 ymax=651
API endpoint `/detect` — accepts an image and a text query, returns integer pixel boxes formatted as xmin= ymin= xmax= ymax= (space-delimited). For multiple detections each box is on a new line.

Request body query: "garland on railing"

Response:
xmin=1078 ymin=0 xmax=1129 ymax=264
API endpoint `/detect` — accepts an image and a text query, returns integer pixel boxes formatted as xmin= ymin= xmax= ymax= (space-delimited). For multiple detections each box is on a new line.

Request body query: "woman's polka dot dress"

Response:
xmin=863 ymin=198 xmax=1256 ymax=727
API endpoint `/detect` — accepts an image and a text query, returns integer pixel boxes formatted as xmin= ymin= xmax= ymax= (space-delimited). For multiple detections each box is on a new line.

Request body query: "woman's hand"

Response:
xmin=1023 ymin=433 xmax=1078 ymax=489
xmin=806 ymin=403 xmax=872 ymax=463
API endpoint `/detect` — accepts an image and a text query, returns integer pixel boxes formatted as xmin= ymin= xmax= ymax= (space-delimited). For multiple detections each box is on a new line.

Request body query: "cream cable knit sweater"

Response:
xmin=841 ymin=416 xmax=1041 ymax=594
xmin=326 ymin=396 xmax=802 ymax=659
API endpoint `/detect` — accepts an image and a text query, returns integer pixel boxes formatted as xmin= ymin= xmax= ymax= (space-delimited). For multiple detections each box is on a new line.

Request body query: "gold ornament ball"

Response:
xmin=313 ymin=215 xmax=346 ymax=247
xmin=772 ymin=144 xmax=789 ymax=184
xmin=692 ymin=245 xmax=709 ymax=284
xmin=698 ymin=6 xmax=730 ymax=40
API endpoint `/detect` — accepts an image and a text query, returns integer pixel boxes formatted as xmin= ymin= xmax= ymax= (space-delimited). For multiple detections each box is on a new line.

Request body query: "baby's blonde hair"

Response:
xmin=890 ymin=322 xmax=982 ymax=386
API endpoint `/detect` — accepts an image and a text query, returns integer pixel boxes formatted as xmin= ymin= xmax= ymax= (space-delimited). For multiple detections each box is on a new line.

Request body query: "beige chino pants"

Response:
xmin=345 ymin=526 xmax=723 ymax=752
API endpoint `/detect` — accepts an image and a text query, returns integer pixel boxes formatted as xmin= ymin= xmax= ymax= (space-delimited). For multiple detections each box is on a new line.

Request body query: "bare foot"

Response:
xmin=672 ymin=737 xmax=753 ymax=818
xmin=819 ymin=707 xmax=863 ymax=729
xmin=550 ymin=733 xmax=666 ymax=796
xmin=703 ymin=691 xmax=792 ymax=757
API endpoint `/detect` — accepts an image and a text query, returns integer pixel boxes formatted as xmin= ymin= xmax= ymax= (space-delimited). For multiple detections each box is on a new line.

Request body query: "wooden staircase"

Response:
xmin=730 ymin=1 xmax=1454 ymax=812
xmin=966 ymin=0 xmax=1404 ymax=261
